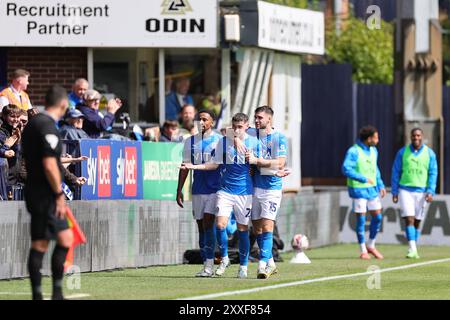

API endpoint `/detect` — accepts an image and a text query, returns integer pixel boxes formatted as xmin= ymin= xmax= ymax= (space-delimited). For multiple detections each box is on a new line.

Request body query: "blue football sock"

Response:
xmin=198 ymin=231 xmax=206 ymax=262
xmin=216 ymin=227 xmax=228 ymax=258
xmin=356 ymin=215 xmax=366 ymax=244
xmin=415 ymin=229 xmax=421 ymax=242
xmin=369 ymin=213 xmax=382 ymax=240
xmin=405 ymin=226 xmax=415 ymax=241
xmin=256 ymin=233 xmax=263 ymax=258
xmin=238 ymin=230 xmax=250 ymax=267
xmin=204 ymin=227 xmax=216 ymax=260
xmin=260 ymin=232 xmax=273 ymax=263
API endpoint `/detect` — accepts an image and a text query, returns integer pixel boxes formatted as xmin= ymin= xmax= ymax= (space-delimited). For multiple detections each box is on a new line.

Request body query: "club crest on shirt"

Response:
xmin=45 ymin=134 xmax=59 ymax=150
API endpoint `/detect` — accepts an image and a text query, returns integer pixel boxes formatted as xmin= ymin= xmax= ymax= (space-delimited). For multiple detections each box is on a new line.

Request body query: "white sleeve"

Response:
xmin=0 ymin=96 xmax=9 ymax=108
xmin=182 ymin=138 xmax=191 ymax=163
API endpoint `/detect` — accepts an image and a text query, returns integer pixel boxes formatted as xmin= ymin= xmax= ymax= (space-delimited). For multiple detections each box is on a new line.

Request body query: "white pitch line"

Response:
xmin=179 ymin=258 xmax=450 ymax=300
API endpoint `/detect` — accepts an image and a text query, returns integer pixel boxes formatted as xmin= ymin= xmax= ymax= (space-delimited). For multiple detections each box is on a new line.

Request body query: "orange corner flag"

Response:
xmin=64 ymin=207 xmax=87 ymax=272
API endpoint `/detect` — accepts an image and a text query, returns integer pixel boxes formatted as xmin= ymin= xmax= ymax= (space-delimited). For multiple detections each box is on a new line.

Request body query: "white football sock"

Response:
xmin=409 ymin=240 xmax=417 ymax=252
xmin=367 ymin=238 xmax=376 ymax=249
xmin=268 ymin=257 xmax=276 ymax=267
xmin=205 ymin=259 xmax=214 ymax=269
xmin=360 ymin=243 xmax=368 ymax=253
xmin=258 ymin=260 xmax=267 ymax=270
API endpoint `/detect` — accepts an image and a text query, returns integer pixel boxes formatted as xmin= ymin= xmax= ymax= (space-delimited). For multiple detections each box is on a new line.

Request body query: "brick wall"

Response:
xmin=6 ymin=47 xmax=87 ymax=106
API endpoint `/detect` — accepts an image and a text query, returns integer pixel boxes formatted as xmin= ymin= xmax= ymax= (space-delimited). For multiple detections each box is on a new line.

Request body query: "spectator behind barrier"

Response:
xmin=178 ymin=104 xmax=198 ymax=140
xmin=77 ymin=89 xmax=122 ymax=139
xmin=165 ymin=77 xmax=194 ymax=121
xmin=59 ymin=109 xmax=89 ymax=140
xmin=160 ymin=120 xmax=180 ymax=142
xmin=0 ymin=105 xmax=22 ymax=199
xmin=7 ymin=109 xmax=28 ymax=191
xmin=68 ymin=78 xmax=89 ymax=109
xmin=201 ymin=93 xmax=221 ymax=119
xmin=0 ymin=69 xmax=33 ymax=110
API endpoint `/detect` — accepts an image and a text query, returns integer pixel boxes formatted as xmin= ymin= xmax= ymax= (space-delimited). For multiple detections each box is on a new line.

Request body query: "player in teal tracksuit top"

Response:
xmin=342 ymin=126 xmax=386 ymax=260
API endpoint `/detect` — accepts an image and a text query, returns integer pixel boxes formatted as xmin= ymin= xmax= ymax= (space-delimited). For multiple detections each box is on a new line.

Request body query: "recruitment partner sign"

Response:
xmin=0 ymin=0 xmax=218 ymax=47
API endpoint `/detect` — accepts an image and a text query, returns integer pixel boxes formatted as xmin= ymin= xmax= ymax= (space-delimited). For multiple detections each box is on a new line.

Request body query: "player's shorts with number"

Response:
xmin=215 ymin=190 xmax=252 ymax=225
xmin=399 ymin=189 xmax=427 ymax=220
xmin=352 ymin=196 xmax=382 ymax=213
xmin=251 ymin=188 xmax=282 ymax=221
xmin=192 ymin=193 xmax=218 ymax=220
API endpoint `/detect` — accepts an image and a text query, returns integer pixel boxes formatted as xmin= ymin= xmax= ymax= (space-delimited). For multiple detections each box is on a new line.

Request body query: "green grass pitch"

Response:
xmin=1 ymin=244 xmax=449 ymax=300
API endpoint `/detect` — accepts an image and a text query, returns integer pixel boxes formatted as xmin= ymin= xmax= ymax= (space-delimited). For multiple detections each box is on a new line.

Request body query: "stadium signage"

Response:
xmin=257 ymin=1 xmax=325 ymax=55
xmin=0 ymin=0 xmax=217 ymax=47
xmin=141 ymin=142 xmax=184 ymax=200
xmin=339 ymin=192 xmax=450 ymax=245
xmin=80 ymin=140 xmax=143 ymax=200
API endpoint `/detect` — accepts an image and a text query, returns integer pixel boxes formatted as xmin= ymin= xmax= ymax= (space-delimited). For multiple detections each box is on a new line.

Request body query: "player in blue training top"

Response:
xmin=181 ymin=113 xmax=261 ymax=279
xmin=246 ymin=106 xmax=289 ymax=279
xmin=342 ymin=125 xmax=386 ymax=260
xmin=177 ymin=109 xmax=222 ymax=277
xmin=391 ymin=128 xmax=438 ymax=259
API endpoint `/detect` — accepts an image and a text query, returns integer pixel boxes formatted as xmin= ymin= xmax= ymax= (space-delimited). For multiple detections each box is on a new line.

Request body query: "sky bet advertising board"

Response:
xmin=79 ymin=140 xmax=143 ymax=200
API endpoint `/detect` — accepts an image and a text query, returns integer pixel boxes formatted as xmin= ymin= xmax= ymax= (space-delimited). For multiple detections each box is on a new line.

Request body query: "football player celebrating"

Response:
xmin=177 ymin=110 xmax=221 ymax=277
xmin=182 ymin=113 xmax=261 ymax=278
xmin=246 ymin=106 xmax=288 ymax=279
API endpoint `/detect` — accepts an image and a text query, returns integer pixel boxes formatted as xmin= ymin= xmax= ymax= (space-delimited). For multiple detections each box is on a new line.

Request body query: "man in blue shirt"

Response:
xmin=177 ymin=110 xmax=221 ymax=277
xmin=68 ymin=78 xmax=89 ymax=109
xmin=182 ymin=113 xmax=261 ymax=279
xmin=342 ymin=126 xmax=386 ymax=260
xmin=77 ymin=90 xmax=122 ymax=139
xmin=391 ymin=128 xmax=438 ymax=259
xmin=246 ymin=106 xmax=288 ymax=279
xmin=165 ymin=77 xmax=194 ymax=121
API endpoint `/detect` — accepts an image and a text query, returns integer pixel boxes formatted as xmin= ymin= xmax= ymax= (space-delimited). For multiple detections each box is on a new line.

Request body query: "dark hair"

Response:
xmin=45 ymin=85 xmax=68 ymax=108
xmin=162 ymin=120 xmax=179 ymax=129
xmin=27 ymin=107 xmax=40 ymax=118
xmin=197 ymin=109 xmax=216 ymax=121
xmin=255 ymin=105 xmax=274 ymax=116
xmin=411 ymin=127 xmax=423 ymax=135
xmin=232 ymin=112 xmax=249 ymax=123
xmin=1 ymin=104 xmax=21 ymax=119
xmin=359 ymin=125 xmax=378 ymax=141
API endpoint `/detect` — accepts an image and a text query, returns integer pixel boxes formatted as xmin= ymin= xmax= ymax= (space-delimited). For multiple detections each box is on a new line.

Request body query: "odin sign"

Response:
xmin=80 ymin=140 xmax=143 ymax=200
xmin=0 ymin=0 xmax=218 ymax=47
xmin=339 ymin=192 xmax=450 ymax=246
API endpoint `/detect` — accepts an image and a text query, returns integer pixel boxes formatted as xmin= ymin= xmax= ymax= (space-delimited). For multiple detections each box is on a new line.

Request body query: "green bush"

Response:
xmin=326 ymin=17 xmax=394 ymax=84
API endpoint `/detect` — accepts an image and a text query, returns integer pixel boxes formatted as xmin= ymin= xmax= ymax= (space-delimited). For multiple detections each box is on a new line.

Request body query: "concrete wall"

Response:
xmin=0 ymin=192 xmax=341 ymax=279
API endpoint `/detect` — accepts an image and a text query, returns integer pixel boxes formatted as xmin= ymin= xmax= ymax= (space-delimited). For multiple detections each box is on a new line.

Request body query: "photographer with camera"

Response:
xmin=77 ymin=89 xmax=122 ymax=139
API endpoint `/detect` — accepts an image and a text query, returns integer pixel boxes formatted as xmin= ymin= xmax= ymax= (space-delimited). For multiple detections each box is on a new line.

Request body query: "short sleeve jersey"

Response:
xmin=213 ymin=134 xmax=261 ymax=195
xmin=22 ymin=113 xmax=64 ymax=197
xmin=249 ymin=129 xmax=288 ymax=190
xmin=182 ymin=131 xmax=222 ymax=195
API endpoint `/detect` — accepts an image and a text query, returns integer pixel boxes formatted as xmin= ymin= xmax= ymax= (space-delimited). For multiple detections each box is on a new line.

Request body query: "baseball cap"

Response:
xmin=66 ymin=109 xmax=85 ymax=119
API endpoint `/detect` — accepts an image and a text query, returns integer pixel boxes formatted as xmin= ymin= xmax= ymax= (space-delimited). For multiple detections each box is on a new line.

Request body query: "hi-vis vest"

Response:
xmin=347 ymin=144 xmax=377 ymax=189
xmin=0 ymin=87 xmax=31 ymax=110
xmin=399 ymin=145 xmax=430 ymax=188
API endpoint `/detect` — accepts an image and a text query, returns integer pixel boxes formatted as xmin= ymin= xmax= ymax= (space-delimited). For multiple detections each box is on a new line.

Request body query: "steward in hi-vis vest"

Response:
xmin=342 ymin=125 xmax=386 ymax=261
xmin=0 ymin=69 xmax=32 ymax=110
xmin=391 ymin=128 xmax=438 ymax=259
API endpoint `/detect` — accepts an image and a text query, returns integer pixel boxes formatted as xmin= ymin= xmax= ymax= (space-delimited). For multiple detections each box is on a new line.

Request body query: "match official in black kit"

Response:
xmin=22 ymin=86 xmax=73 ymax=300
